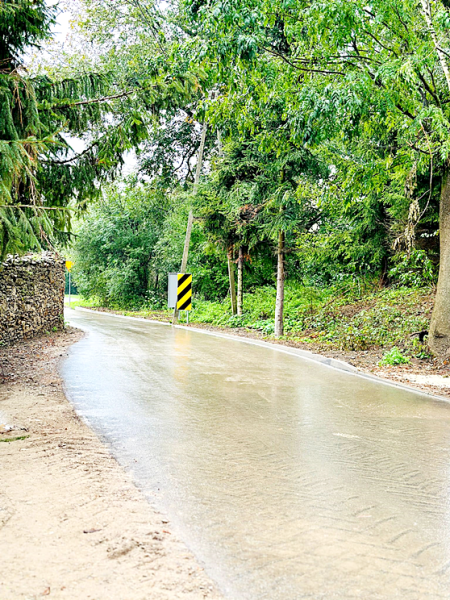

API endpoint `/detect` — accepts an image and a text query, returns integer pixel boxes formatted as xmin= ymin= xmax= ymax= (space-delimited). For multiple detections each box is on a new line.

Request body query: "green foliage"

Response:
xmin=73 ymin=180 xmax=169 ymax=307
xmin=65 ymin=271 xmax=78 ymax=295
xmin=32 ymin=0 xmax=450 ymax=352
xmin=411 ymin=338 xmax=432 ymax=360
xmin=379 ymin=347 xmax=411 ymax=367
xmin=188 ymin=284 xmax=432 ymax=352
xmin=0 ymin=0 xmax=54 ymax=68
xmin=389 ymin=250 xmax=437 ymax=288
xmin=72 ymin=178 xmax=243 ymax=307
xmin=1 ymin=0 xmax=208 ymax=258
xmin=0 ymin=0 xmax=55 ymax=256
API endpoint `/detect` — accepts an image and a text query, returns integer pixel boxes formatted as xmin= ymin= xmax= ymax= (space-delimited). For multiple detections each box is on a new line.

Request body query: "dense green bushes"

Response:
xmin=188 ymin=285 xmax=432 ymax=353
xmin=72 ymin=179 xmax=278 ymax=308
xmin=73 ymin=184 xmax=169 ymax=307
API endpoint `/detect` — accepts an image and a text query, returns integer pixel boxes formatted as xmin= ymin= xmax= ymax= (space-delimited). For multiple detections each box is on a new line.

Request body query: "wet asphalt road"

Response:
xmin=63 ymin=308 xmax=450 ymax=600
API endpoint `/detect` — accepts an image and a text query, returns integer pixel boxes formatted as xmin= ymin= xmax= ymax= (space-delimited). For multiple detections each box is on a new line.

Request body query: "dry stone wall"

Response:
xmin=0 ymin=253 xmax=65 ymax=345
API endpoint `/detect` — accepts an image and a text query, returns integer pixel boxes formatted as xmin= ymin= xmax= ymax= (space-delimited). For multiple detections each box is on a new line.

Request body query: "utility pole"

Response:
xmin=172 ymin=120 xmax=208 ymax=324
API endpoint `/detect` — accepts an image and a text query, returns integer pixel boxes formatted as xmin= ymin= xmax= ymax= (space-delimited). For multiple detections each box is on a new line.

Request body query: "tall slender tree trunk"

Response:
xmin=429 ymin=163 xmax=450 ymax=355
xmin=237 ymin=246 xmax=244 ymax=316
xmin=274 ymin=231 xmax=285 ymax=338
xmin=227 ymin=247 xmax=237 ymax=315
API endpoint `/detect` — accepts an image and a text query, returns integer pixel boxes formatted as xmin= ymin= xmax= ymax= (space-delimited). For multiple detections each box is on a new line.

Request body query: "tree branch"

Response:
xmin=56 ymin=90 xmax=135 ymax=110
xmin=42 ymin=141 xmax=98 ymax=165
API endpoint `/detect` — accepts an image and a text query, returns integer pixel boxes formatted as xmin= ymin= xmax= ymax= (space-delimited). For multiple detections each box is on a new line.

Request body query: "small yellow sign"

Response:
xmin=65 ymin=261 xmax=74 ymax=271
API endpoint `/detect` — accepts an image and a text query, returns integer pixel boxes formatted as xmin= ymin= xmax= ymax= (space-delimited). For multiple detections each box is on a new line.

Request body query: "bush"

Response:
xmin=379 ymin=347 xmax=410 ymax=366
xmin=73 ymin=182 xmax=169 ymax=308
xmin=389 ymin=250 xmax=437 ymax=287
xmin=190 ymin=284 xmax=432 ymax=351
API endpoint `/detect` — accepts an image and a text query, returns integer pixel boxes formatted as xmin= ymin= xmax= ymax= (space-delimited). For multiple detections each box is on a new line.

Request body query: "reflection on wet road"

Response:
xmin=63 ymin=309 xmax=450 ymax=599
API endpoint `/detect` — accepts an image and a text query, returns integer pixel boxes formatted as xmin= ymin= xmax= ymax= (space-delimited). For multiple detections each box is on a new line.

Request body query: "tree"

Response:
xmin=180 ymin=0 xmax=450 ymax=353
xmin=1 ymin=0 xmax=208 ymax=258
xmin=0 ymin=0 xmax=56 ymax=256
xmin=196 ymin=132 xmax=325 ymax=334
xmin=73 ymin=179 xmax=169 ymax=306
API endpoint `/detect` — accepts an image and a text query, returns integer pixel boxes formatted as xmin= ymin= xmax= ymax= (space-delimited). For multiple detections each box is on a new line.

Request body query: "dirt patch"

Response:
xmin=0 ymin=330 xmax=222 ymax=600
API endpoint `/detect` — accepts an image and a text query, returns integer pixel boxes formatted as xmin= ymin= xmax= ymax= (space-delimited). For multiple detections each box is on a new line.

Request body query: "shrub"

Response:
xmin=379 ymin=347 xmax=410 ymax=366
xmin=389 ymin=250 xmax=437 ymax=288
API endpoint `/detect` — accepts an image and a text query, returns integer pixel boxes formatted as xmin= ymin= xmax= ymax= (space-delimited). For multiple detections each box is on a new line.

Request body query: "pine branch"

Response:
xmin=42 ymin=142 xmax=98 ymax=165
xmin=1 ymin=205 xmax=74 ymax=211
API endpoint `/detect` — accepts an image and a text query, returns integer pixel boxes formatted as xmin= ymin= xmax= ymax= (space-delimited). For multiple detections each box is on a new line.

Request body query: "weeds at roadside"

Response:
xmin=75 ymin=283 xmax=434 ymax=355
xmin=0 ymin=435 xmax=30 ymax=443
xmin=379 ymin=347 xmax=410 ymax=366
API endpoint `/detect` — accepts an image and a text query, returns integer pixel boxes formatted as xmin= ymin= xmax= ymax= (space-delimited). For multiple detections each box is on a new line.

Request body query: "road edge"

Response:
xmin=71 ymin=306 xmax=450 ymax=405
xmin=69 ymin=306 xmax=450 ymax=404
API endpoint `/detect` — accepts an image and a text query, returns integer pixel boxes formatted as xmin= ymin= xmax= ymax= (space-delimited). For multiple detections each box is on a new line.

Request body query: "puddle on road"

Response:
xmin=63 ymin=309 xmax=450 ymax=600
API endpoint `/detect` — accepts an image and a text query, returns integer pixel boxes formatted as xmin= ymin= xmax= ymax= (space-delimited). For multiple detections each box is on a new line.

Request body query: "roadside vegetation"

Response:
xmin=73 ymin=282 xmax=433 ymax=362
xmin=5 ymin=0 xmax=450 ymax=361
xmin=69 ymin=178 xmax=435 ymax=360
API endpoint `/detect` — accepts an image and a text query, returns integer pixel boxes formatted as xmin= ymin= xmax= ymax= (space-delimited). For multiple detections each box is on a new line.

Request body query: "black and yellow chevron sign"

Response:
xmin=177 ymin=273 xmax=192 ymax=311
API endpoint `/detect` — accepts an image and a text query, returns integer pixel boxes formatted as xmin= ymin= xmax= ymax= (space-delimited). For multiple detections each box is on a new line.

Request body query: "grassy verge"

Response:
xmin=72 ymin=283 xmax=434 ymax=360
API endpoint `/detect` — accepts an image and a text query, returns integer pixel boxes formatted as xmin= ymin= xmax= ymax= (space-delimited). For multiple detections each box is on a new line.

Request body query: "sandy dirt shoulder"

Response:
xmin=0 ymin=329 xmax=222 ymax=600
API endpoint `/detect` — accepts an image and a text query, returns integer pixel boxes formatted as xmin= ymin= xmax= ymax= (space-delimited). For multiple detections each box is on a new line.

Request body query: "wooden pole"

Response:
xmin=172 ymin=121 xmax=207 ymax=325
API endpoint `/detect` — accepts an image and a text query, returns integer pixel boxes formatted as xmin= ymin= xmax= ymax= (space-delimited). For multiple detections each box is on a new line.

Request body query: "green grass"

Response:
xmin=65 ymin=295 xmax=81 ymax=305
xmin=71 ymin=296 xmax=173 ymax=321
xmin=0 ymin=435 xmax=30 ymax=443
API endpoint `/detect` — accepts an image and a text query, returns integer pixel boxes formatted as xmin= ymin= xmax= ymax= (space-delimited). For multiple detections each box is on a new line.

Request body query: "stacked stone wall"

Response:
xmin=0 ymin=253 xmax=65 ymax=345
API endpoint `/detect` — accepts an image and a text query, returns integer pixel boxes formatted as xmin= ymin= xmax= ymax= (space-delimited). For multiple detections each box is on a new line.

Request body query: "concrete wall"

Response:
xmin=0 ymin=253 xmax=65 ymax=345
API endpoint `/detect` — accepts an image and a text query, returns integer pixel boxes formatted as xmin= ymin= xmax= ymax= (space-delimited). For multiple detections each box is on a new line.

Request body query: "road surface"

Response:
xmin=63 ymin=308 xmax=450 ymax=600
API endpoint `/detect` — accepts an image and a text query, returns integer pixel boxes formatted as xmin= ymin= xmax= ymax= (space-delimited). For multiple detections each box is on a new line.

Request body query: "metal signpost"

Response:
xmin=168 ymin=273 xmax=192 ymax=323
xmin=65 ymin=261 xmax=74 ymax=308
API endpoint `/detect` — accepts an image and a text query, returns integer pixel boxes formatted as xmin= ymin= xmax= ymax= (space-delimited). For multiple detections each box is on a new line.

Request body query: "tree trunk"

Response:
xmin=274 ymin=231 xmax=285 ymax=338
xmin=379 ymin=254 xmax=389 ymax=288
xmin=429 ymin=163 xmax=450 ymax=356
xmin=227 ymin=247 xmax=237 ymax=316
xmin=237 ymin=246 xmax=243 ymax=316
xmin=420 ymin=0 xmax=450 ymax=96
